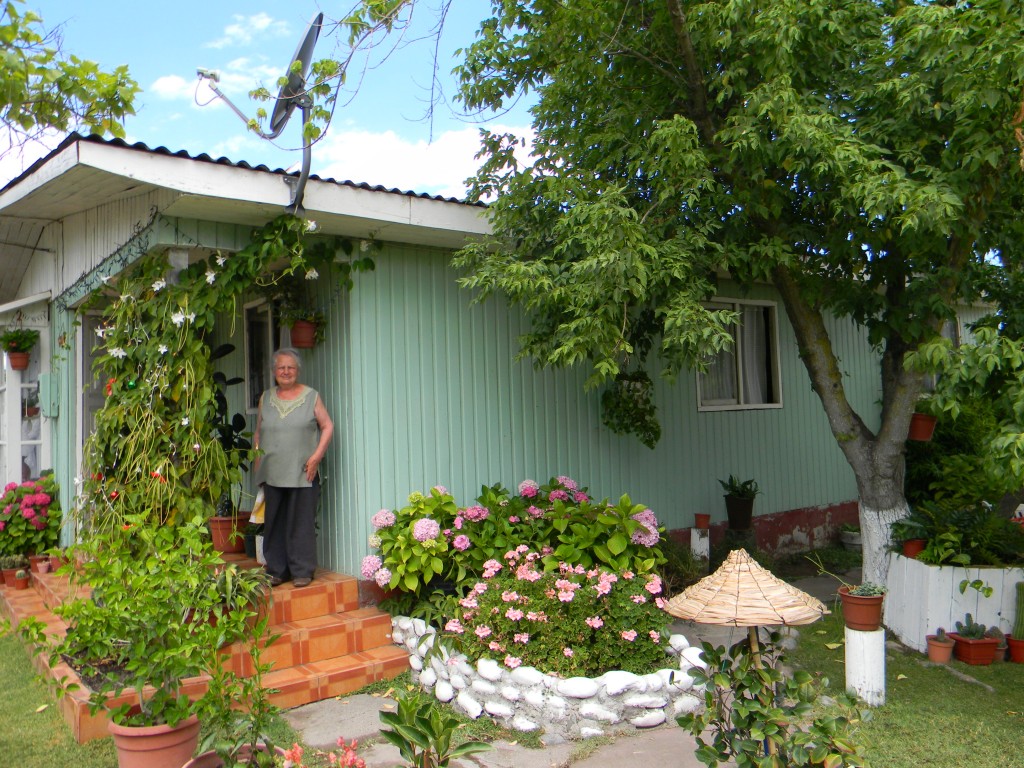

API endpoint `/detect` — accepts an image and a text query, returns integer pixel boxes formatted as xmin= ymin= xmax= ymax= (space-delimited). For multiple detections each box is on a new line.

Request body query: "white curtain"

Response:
xmin=740 ymin=306 xmax=768 ymax=404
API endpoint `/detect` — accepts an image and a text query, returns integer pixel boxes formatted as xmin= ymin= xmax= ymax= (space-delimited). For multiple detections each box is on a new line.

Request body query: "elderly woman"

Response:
xmin=254 ymin=348 xmax=334 ymax=587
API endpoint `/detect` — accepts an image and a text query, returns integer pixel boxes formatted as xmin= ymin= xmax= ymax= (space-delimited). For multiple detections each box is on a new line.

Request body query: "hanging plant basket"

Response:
xmin=908 ymin=412 xmax=937 ymax=441
xmin=289 ymin=319 xmax=318 ymax=349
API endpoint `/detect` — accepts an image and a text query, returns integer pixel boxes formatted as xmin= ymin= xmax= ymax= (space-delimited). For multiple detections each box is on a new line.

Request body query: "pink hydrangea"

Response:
xmin=526 ymin=505 xmax=544 ymax=519
xmin=556 ymin=475 xmax=578 ymax=491
xmin=371 ymin=509 xmax=396 ymax=528
xmin=548 ymin=489 xmax=569 ymax=502
xmin=630 ymin=508 xmax=661 ymax=547
xmin=452 ymin=534 xmax=471 ymax=551
xmin=374 ymin=568 xmax=392 ymax=588
xmin=573 ymin=492 xmax=589 ymax=503
xmin=463 ymin=505 xmax=490 ymax=522
xmin=360 ymin=555 xmax=382 ymax=579
xmin=517 ymin=479 xmax=539 ymax=498
xmin=412 ymin=517 xmax=441 ymax=542
xmin=3 ymin=482 xmax=16 ymax=492
xmin=482 ymin=559 xmax=503 ymax=578
xmin=432 ymin=485 xmax=448 ymax=495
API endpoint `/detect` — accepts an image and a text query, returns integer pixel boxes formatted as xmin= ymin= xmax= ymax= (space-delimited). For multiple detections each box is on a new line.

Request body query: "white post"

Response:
xmin=690 ymin=527 xmax=709 ymax=561
xmin=845 ymin=626 xmax=886 ymax=706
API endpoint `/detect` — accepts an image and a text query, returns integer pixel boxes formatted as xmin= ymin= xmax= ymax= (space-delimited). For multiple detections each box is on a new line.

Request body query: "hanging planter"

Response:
xmin=1 ymin=327 xmax=39 ymax=371
xmin=8 ymin=351 xmax=30 ymax=370
xmin=288 ymin=318 xmax=318 ymax=349
xmin=907 ymin=412 xmax=937 ymax=441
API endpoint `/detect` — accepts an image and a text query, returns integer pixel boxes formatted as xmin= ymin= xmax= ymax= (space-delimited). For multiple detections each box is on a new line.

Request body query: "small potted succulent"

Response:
xmin=949 ymin=613 xmax=1000 ymax=665
xmin=13 ymin=568 xmax=30 ymax=589
xmin=925 ymin=627 xmax=955 ymax=663
xmin=837 ymin=582 xmax=887 ymax=632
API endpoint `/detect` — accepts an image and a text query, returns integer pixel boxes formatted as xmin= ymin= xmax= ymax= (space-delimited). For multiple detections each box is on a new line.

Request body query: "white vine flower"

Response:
xmin=152 ymin=279 xmax=166 ymax=292
xmin=304 ymin=268 xmax=319 ymax=280
xmin=215 ymin=255 xmax=227 ymax=267
xmin=205 ymin=270 xmax=216 ymax=284
xmin=181 ymin=417 xmax=190 ymax=426
xmin=171 ymin=311 xmax=185 ymax=326
xmin=95 ymin=327 xmax=106 ymax=338
xmin=110 ymin=347 xmax=127 ymax=359
xmin=304 ymin=220 xmax=318 ymax=232
xmin=158 ymin=344 xmax=168 ymax=355
xmin=186 ymin=312 xmax=195 ymax=323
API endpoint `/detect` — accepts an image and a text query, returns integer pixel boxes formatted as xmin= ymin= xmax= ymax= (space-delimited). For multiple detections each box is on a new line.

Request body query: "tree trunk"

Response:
xmin=858 ymin=500 xmax=908 ymax=586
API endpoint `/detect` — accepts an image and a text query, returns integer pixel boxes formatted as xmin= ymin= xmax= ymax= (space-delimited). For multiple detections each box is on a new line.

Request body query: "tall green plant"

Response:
xmin=1012 ymin=583 xmax=1024 ymax=642
xmin=378 ymin=690 xmax=491 ymax=768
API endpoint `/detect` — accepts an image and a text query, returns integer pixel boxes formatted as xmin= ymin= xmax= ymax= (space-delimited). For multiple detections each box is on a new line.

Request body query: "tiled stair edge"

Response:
xmin=1 ymin=568 xmax=409 ymax=744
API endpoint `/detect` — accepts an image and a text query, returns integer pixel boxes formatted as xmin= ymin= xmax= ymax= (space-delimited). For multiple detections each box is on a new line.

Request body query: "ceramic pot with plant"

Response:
xmin=718 ymin=475 xmax=759 ymax=531
xmin=926 ymin=627 xmax=955 ymax=663
xmin=1 ymin=554 xmax=28 ymax=587
xmin=838 ymin=523 xmax=861 ymax=551
xmin=1009 ymin=582 xmax=1024 ymax=664
xmin=0 ymin=327 xmax=40 ymax=370
xmin=949 ymin=614 xmax=1000 ymax=665
xmin=837 ymin=582 xmax=886 ymax=632
xmin=890 ymin=511 xmax=930 ymax=559
xmin=13 ymin=568 xmax=29 ymax=589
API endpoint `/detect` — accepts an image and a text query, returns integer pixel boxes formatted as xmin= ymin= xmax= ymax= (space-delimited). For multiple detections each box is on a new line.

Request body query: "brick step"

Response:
xmin=0 ymin=564 xmax=409 ymax=744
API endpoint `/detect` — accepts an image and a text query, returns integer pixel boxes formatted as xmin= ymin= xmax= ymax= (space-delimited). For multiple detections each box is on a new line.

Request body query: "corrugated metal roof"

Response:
xmin=1 ymin=132 xmax=486 ymax=208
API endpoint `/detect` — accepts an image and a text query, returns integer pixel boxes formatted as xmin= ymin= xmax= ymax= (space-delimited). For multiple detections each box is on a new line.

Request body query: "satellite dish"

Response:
xmin=197 ymin=12 xmax=325 ymax=213
xmin=267 ymin=13 xmax=323 ymax=140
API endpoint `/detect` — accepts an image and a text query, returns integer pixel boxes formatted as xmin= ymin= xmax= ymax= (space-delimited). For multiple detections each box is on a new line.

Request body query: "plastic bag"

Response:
xmin=250 ymin=488 xmax=265 ymax=524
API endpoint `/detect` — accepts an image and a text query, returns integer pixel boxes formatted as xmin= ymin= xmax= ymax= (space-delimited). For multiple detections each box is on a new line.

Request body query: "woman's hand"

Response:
xmin=304 ymin=455 xmax=321 ymax=483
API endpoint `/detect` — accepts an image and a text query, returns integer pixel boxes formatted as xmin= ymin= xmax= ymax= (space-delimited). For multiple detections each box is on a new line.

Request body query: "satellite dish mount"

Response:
xmin=198 ymin=13 xmax=324 ymax=214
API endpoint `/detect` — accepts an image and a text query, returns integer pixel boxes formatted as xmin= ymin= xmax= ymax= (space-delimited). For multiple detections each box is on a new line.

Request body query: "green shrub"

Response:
xmin=442 ymin=548 xmax=669 ymax=677
xmin=364 ymin=476 xmax=667 ymax=620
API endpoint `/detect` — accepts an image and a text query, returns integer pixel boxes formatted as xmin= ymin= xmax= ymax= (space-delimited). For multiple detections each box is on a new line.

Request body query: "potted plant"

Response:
xmin=985 ymin=626 xmax=1008 ymax=663
xmin=13 ymin=568 xmax=29 ymax=589
xmin=838 ymin=523 xmax=861 ymax=551
xmin=949 ymin=613 xmax=1000 ymax=665
xmin=0 ymin=327 xmax=40 ymax=370
xmin=926 ymin=627 xmax=955 ymax=663
xmin=890 ymin=513 xmax=929 ymax=558
xmin=193 ymin=561 xmax=272 ymax=641
xmin=0 ymin=554 xmax=28 ymax=587
xmin=837 ymin=582 xmax=887 ymax=632
xmin=51 ymin=519 xmax=228 ymax=768
xmin=1010 ymin=582 xmax=1024 ymax=664
xmin=209 ymin=492 xmax=246 ymax=554
xmin=242 ymin=523 xmax=263 ymax=559
xmin=262 ymin=271 xmax=327 ymax=349
xmin=718 ymin=475 xmax=759 ymax=530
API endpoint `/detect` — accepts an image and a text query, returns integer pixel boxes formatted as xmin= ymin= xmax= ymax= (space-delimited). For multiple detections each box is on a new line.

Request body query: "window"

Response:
xmin=698 ymin=301 xmax=782 ymax=410
xmin=245 ymin=302 xmax=277 ymax=413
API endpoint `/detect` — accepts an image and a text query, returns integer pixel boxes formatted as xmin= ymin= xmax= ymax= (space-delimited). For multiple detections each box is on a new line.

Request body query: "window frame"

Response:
xmin=697 ymin=298 xmax=783 ymax=412
xmin=243 ymin=300 xmax=277 ymax=415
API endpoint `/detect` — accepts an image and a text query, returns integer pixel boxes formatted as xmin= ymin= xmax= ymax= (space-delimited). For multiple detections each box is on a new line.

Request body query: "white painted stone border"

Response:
xmin=391 ymin=616 xmax=705 ymax=740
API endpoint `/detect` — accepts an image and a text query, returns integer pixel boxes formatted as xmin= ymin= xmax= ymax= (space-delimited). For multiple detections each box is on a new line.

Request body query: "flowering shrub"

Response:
xmin=0 ymin=474 xmax=61 ymax=556
xmin=282 ymin=738 xmax=366 ymax=767
xmin=443 ymin=547 xmax=669 ymax=677
xmin=363 ymin=477 xmax=666 ymax=612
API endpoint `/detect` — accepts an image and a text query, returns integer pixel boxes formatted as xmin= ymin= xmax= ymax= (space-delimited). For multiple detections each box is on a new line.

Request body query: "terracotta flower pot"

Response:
xmin=901 ymin=538 xmax=926 ymax=558
xmin=925 ymin=634 xmax=954 ymax=664
xmin=694 ymin=513 xmax=711 ymax=530
xmin=289 ymin=319 xmax=317 ymax=349
xmin=209 ymin=515 xmax=246 ymax=553
xmin=838 ymin=586 xmax=884 ymax=632
xmin=7 ymin=351 xmax=30 ymax=370
xmin=1008 ymin=637 xmax=1024 ymax=663
xmin=908 ymin=412 xmax=937 ymax=441
xmin=2 ymin=568 xmax=17 ymax=588
xmin=107 ymin=711 xmax=200 ymax=768
xmin=28 ymin=554 xmax=49 ymax=573
xmin=949 ymin=633 xmax=1000 ymax=666
xmin=14 ymin=575 xmax=30 ymax=590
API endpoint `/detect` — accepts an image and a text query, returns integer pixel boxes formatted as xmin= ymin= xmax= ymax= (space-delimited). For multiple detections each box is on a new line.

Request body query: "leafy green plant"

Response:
xmin=364 ymin=476 xmax=667 ymax=621
xmin=718 ymin=475 xmax=760 ymax=499
xmin=959 ymin=579 xmax=993 ymax=599
xmin=847 ymin=582 xmax=886 ymax=597
xmin=0 ymin=327 xmax=39 ymax=352
xmin=600 ymin=369 xmax=661 ymax=449
xmin=442 ymin=548 xmax=668 ymax=677
xmin=677 ymin=635 xmax=870 ymax=767
xmin=379 ymin=689 xmax=491 ymax=768
xmin=52 ymin=517 xmax=228 ymax=726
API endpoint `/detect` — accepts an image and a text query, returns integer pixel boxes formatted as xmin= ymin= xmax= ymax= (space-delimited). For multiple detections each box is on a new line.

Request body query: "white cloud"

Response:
xmin=150 ymin=75 xmax=195 ymax=101
xmin=314 ymin=124 xmax=534 ymax=199
xmin=205 ymin=13 xmax=289 ymax=50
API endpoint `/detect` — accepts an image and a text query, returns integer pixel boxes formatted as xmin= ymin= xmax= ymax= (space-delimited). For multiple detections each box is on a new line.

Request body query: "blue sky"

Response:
xmin=8 ymin=0 xmax=534 ymax=198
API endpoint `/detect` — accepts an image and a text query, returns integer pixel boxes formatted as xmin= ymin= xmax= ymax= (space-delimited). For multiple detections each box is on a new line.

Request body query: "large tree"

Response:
xmin=339 ymin=0 xmax=1024 ymax=584
xmin=0 ymin=0 xmax=137 ymax=154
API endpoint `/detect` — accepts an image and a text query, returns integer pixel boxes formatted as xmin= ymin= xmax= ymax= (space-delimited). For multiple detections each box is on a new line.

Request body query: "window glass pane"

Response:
xmin=82 ymin=314 xmax=107 ymax=435
xmin=699 ymin=302 xmax=778 ymax=408
xmin=740 ymin=306 xmax=769 ymax=404
xmin=700 ymin=311 xmax=738 ymax=405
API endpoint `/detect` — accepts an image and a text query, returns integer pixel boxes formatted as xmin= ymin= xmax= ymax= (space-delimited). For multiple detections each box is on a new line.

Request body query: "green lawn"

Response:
xmin=789 ymin=610 xmax=1024 ymax=768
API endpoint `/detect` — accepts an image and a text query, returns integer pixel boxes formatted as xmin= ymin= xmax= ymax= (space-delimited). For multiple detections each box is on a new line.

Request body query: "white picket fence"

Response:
xmin=884 ymin=553 xmax=1024 ymax=652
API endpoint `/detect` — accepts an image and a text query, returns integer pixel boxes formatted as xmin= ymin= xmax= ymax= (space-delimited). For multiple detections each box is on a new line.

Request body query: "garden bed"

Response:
xmin=884 ymin=553 xmax=1024 ymax=652
xmin=392 ymin=616 xmax=705 ymax=740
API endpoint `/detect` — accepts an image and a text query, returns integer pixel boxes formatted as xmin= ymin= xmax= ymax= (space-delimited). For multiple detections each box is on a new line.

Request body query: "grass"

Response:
xmin=788 ymin=609 xmax=1024 ymax=768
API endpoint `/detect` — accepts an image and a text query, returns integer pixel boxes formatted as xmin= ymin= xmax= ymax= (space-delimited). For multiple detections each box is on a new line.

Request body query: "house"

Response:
xmin=0 ymin=133 xmax=890 ymax=581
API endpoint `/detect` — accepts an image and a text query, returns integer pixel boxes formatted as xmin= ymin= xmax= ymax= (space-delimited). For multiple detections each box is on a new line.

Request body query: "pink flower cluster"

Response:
xmin=412 ymin=517 xmax=441 ymax=542
xmin=517 ymin=479 xmax=539 ymax=497
xmin=371 ymin=508 xmax=396 ymax=528
xmin=360 ymin=555 xmax=382 ymax=579
xmin=630 ymin=508 xmax=661 ymax=547
xmin=463 ymin=505 xmax=490 ymax=522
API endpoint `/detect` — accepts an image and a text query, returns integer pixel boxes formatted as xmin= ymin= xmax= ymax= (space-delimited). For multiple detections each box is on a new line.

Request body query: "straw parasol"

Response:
xmin=664 ymin=548 xmax=828 ymax=668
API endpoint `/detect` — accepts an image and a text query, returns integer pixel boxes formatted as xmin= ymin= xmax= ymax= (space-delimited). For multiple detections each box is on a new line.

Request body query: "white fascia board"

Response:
xmin=0 ymin=143 xmax=82 ymax=215
xmin=302 ymin=181 xmax=491 ymax=239
xmin=76 ymin=141 xmax=287 ymax=206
